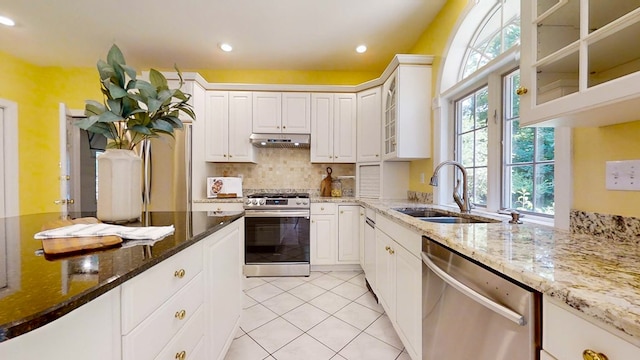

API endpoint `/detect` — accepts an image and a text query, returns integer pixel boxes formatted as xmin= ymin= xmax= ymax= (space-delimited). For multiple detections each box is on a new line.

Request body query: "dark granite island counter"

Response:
xmin=0 ymin=210 xmax=243 ymax=347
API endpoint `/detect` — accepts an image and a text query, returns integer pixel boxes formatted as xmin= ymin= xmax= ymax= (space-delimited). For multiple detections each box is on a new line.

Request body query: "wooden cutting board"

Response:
xmin=40 ymin=217 xmax=122 ymax=255
xmin=320 ymin=167 xmax=333 ymax=197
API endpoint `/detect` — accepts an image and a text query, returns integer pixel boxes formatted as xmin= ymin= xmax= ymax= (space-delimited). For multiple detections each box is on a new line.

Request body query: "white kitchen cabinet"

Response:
xmin=542 ymin=296 xmax=640 ymax=360
xmin=282 ymin=92 xmax=311 ymax=133
xmin=191 ymin=202 xmax=244 ymax=212
xmin=205 ymin=91 xmax=255 ymax=162
xmin=311 ymin=93 xmax=357 ymax=163
xmin=310 ymin=203 xmax=337 ymax=265
xmin=203 ymin=217 xmax=243 ymax=360
xmin=153 ymin=306 xmax=205 ymax=360
xmin=381 ymin=65 xmax=431 ymax=161
xmin=374 ymin=215 xmax=422 ymax=360
xmin=375 ymin=229 xmax=396 ymax=313
xmin=519 ymin=1 xmax=640 ymax=127
xmin=357 ymin=86 xmax=382 ymax=162
xmin=0 ymin=288 xmax=121 ymax=360
xmin=253 ymin=92 xmax=311 ymax=134
xmin=337 ymin=205 xmax=360 ymax=264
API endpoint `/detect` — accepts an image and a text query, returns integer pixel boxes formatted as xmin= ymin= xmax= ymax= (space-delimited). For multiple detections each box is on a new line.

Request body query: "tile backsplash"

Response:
xmin=208 ymin=147 xmax=355 ymax=195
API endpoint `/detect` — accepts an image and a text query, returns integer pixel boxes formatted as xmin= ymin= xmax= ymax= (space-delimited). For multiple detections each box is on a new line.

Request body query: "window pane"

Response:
xmin=511 ymin=120 xmax=534 ymax=163
xmin=460 ymin=132 xmax=474 ymax=167
xmin=508 ymin=165 xmax=534 ymax=211
xmin=476 ymin=127 xmax=488 ymax=166
xmin=475 ymin=87 xmax=489 ymax=127
xmin=474 ymin=167 xmax=488 ymax=206
xmin=505 ymin=71 xmax=520 ymax=119
xmin=459 ymin=95 xmax=475 ymax=132
xmin=463 ymin=51 xmax=482 ymax=78
xmin=535 ymin=164 xmax=555 ymax=214
xmin=536 ymin=127 xmax=555 ymax=161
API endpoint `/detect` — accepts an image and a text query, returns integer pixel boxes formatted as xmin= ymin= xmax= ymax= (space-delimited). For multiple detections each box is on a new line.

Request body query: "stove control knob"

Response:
xmin=250 ymin=199 xmax=258 ymax=205
xmin=259 ymin=199 xmax=266 ymax=205
xmin=245 ymin=199 xmax=252 ymax=206
xmin=302 ymin=200 xmax=309 ymax=205
xmin=296 ymin=199 xmax=302 ymax=205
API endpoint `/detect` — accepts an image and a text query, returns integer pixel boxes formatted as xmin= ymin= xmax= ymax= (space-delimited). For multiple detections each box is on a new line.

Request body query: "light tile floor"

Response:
xmin=225 ymin=271 xmax=411 ymax=360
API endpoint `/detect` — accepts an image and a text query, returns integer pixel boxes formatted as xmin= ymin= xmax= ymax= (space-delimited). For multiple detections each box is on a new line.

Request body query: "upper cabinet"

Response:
xmin=252 ymin=92 xmax=311 ymax=133
xmin=310 ymin=93 xmax=357 ymax=163
xmin=520 ymin=1 xmax=640 ymax=127
xmin=357 ymin=87 xmax=382 ymax=163
xmin=382 ymin=65 xmax=431 ymax=161
xmin=205 ymin=91 xmax=255 ymax=163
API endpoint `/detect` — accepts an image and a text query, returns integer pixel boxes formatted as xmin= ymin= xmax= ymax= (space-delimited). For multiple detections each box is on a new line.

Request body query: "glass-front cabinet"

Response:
xmin=381 ymin=63 xmax=431 ymax=161
xmin=520 ymin=0 xmax=640 ymax=127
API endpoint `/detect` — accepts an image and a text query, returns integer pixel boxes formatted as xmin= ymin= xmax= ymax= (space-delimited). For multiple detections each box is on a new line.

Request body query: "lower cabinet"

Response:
xmin=0 ymin=288 xmax=121 ymax=360
xmin=310 ymin=203 xmax=360 ymax=266
xmin=541 ymin=296 xmax=640 ymax=360
xmin=204 ymin=218 xmax=243 ymax=360
xmin=374 ymin=215 xmax=422 ymax=360
xmin=191 ymin=202 xmax=244 ymax=212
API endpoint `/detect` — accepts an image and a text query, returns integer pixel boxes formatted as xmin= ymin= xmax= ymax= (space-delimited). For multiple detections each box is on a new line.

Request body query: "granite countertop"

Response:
xmin=0 ymin=211 xmax=243 ymax=342
xmin=360 ymin=199 xmax=640 ymax=343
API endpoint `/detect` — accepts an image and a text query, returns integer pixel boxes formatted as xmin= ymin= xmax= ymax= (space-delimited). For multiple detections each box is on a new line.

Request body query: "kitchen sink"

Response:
xmin=392 ymin=207 xmax=498 ymax=224
xmin=392 ymin=207 xmax=452 ymax=218
xmin=417 ymin=216 xmax=489 ymax=224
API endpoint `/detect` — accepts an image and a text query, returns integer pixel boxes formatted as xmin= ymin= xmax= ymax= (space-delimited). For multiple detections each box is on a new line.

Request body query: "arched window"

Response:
xmin=434 ymin=0 xmax=570 ymax=227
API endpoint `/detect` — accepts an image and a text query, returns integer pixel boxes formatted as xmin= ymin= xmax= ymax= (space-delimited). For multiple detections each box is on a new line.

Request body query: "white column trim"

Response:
xmin=0 ymin=99 xmax=19 ymax=217
xmin=554 ymin=127 xmax=572 ymax=230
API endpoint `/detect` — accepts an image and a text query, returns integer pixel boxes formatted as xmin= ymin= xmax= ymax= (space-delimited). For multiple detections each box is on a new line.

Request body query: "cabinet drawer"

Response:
xmin=375 ymin=215 xmax=421 ymax=258
xmin=311 ymin=203 xmax=336 ymax=215
xmin=191 ymin=202 xmax=243 ymax=212
xmin=122 ymin=242 xmax=203 ymax=334
xmin=123 ymin=273 xmax=204 ymax=360
xmin=154 ymin=306 xmax=205 ymax=360
xmin=543 ymin=296 xmax=640 ymax=359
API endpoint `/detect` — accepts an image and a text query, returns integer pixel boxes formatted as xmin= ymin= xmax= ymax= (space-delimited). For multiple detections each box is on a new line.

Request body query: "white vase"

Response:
xmin=97 ymin=149 xmax=142 ymax=223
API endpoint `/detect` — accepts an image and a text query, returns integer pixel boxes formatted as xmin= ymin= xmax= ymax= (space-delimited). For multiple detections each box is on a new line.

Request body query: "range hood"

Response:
xmin=249 ymin=133 xmax=310 ymax=148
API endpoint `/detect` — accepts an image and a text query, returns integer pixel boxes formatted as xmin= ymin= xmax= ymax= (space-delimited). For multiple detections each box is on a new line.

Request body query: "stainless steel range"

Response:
xmin=243 ymin=193 xmax=310 ymax=277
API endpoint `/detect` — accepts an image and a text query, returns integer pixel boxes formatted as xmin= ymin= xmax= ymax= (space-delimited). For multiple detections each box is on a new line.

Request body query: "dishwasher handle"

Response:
xmin=365 ymin=217 xmax=375 ymax=228
xmin=421 ymin=251 xmax=526 ymax=326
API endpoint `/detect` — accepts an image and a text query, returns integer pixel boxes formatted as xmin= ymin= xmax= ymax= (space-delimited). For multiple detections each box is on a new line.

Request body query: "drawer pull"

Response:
xmin=174 ymin=269 xmax=186 ymax=278
xmin=385 ymin=246 xmax=390 ymax=251
xmin=175 ymin=350 xmax=186 ymax=360
xmin=583 ymin=350 xmax=608 ymax=360
xmin=175 ymin=309 xmax=186 ymax=320
xmin=388 ymin=248 xmax=394 ymax=255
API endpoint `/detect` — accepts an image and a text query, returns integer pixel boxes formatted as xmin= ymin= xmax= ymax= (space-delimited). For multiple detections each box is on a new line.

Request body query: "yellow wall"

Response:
xmin=406 ymin=0 xmax=469 ymax=193
xmin=573 ymin=122 xmax=640 ymax=217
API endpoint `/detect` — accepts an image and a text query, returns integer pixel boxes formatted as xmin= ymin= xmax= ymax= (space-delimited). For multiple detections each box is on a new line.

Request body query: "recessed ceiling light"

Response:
xmin=219 ymin=43 xmax=233 ymax=52
xmin=0 ymin=15 xmax=15 ymax=27
xmin=356 ymin=45 xmax=367 ymax=54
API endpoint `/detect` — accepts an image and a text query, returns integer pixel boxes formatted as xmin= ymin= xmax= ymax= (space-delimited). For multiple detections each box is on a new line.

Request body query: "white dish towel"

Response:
xmin=34 ymin=223 xmax=175 ymax=241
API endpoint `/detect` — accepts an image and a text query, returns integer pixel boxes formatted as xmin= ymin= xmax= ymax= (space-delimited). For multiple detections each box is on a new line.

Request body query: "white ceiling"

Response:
xmin=0 ymin=0 xmax=446 ymax=73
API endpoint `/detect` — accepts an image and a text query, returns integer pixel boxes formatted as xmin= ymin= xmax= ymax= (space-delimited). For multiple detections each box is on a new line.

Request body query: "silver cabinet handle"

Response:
xmin=421 ymin=251 xmax=525 ymax=326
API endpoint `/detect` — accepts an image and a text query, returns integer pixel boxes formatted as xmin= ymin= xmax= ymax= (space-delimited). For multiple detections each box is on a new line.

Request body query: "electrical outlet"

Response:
xmin=606 ymin=160 xmax=640 ymax=191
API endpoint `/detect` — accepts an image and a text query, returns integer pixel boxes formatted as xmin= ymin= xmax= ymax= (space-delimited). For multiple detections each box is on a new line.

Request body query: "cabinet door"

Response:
xmin=282 ymin=92 xmax=311 ymax=134
xmin=333 ymin=93 xmax=357 ymax=163
xmin=375 ymin=229 xmax=395 ymax=314
xmin=205 ymin=91 xmax=229 ymax=162
xmin=357 ymin=87 xmax=382 ymax=162
xmin=0 ymin=288 xmax=121 ymax=360
xmin=228 ymin=92 xmax=255 ymax=162
xmin=337 ymin=205 xmax=360 ymax=263
xmin=204 ymin=219 xmax=242 ymax=359
xmin=310 ymin=214 xmax=336 ymax=265
xmin=310 ymin=93 xmax=334 ymax=163
xmin=382 ymin=71 xmax=398 ymax=159
xmin=252 ymin=92 xmax=282 ymax=133
xmin=395 ymin=245 xmax=422 ymax=360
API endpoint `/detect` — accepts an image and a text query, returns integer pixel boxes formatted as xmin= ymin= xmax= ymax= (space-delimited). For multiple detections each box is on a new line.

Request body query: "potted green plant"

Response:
xmin=76 ymin=44 xmax=195 ymax=222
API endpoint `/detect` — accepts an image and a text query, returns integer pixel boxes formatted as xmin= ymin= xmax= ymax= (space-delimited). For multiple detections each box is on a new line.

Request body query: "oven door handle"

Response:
xmin=421 ymin=251 xmax=526 ymax=326
xmin=244 ymin=210 xmax=310 ymax=218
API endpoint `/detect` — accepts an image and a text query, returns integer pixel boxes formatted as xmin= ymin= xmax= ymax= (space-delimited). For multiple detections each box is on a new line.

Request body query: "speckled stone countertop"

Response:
xmin=358 ymin=199 xmax=640 ymax=344
xmin=0 ymin=211 xmax=243 ymax=342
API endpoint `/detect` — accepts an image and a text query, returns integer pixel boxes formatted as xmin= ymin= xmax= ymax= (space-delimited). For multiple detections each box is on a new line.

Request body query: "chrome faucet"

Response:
xmin=429 ymin=160 xmax=472 ymax=213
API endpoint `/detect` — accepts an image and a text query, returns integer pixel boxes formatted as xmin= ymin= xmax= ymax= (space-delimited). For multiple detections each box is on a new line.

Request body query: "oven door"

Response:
xmin=244 ymin=210 xmax=310 ymax=277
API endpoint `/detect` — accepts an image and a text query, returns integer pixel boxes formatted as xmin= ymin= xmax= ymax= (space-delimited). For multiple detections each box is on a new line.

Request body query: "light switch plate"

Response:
xmin=606 ymin=160 xmax=640 ymax=191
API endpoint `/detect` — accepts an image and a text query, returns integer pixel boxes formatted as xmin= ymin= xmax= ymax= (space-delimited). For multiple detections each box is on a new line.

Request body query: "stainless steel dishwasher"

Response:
xmin=421 ymin=236 xmax=541 ymax=360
